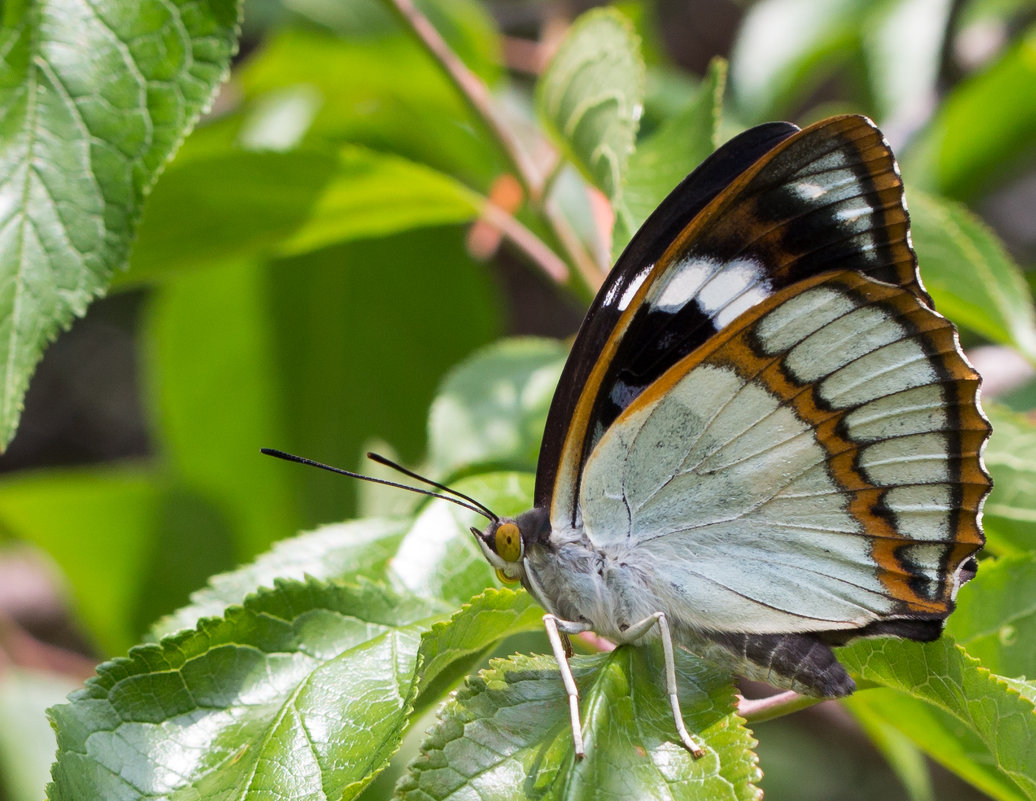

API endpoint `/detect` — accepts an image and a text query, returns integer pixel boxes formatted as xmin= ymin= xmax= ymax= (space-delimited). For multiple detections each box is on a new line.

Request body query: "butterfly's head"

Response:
xmin=472 ymin=519 xmax=525 ymax=585
xmin=471 ymin=507 xmax=549 ymax=586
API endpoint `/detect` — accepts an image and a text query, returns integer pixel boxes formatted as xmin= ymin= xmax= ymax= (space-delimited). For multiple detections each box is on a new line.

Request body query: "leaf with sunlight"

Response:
xmin=0 ymin=0 xmax=241 ymax=449
xmin=396 ymin=649 xmax=761 ymax=801
xmin=536 ymin=8 xmax=644 ymax=201
xmin=909 ymin=192 xmax=1036 ymax=361
xmin=49 ymin=579 xmax=448 ymax=801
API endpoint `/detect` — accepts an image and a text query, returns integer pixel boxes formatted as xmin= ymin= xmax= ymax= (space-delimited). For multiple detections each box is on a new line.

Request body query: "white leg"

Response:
xmin=543 ymin=613 xmax=590 ymax=759
xmin=623 ymin=612 xmax=705 ymax=758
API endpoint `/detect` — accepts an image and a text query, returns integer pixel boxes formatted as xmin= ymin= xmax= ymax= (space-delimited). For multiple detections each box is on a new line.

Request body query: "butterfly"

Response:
xmin=265 ymin=114 xmax=991 ymax=759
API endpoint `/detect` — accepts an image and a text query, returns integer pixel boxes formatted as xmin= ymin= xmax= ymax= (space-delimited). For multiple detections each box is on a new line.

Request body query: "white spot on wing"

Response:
xmin=700 ymin=258 xmax=771 ymax=328
xmin=653 ymin=256 xmax=771 ymax=327
xmin=835 ymin=204 xmax=874 ymax=228
xmin=790 ymin=181 xmax=827 ymax=200
xmin=654 ymin=257 xmax=717 ymax=312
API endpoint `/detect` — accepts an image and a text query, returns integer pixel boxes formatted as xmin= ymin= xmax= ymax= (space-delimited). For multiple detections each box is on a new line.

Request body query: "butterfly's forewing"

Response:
xmin=541 ymin=115 xmax=929 ymax=530
xmin=579 ymin=270 xmax=989 ymax=631
xmin=534 ymin=121 xmax=801 ymax=514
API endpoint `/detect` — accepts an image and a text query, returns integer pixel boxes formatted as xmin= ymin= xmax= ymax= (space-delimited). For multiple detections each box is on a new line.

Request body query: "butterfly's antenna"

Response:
xmin=261 ymin=448 xmax=498 ymax=522
xmin=365 ymin=451 xmax=499 ymax=522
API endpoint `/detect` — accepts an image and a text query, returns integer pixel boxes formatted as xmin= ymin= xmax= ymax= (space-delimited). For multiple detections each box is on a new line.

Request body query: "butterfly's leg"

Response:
xmin=623 ymin=611 xmax=705 ymax=758
xmin=543 ymin=613 xmax=591 ymax=759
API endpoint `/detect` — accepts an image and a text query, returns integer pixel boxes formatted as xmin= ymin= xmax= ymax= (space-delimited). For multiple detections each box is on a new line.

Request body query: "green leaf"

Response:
xmin=143 ymin=259 xmax=296 ymax=559
xmin=151 ymin=518 xmax=412 ymax=639
xmin=903 ymin=22 xmax=1036 ymax=199
xmin=909 ymin=191 xmax=1036 ymax=361
xmin=126 ymin=147 xmax=482 ymax=283
xmin=536 ymin=8 xmax=645 ymax=200
xmin=152 ymin=468 xmax=536 ymax=643
xmin=612 ymin=57 xmax=726 ymax=257
xmin=0 ymin=0 xmax=241 ymax=449
xmin=838 ymin=637 xmax=1036 ymax=799
xmin=981 ymin=405 xmax=1036 ymax=555
xmin=729 ymin=0 xmax=866 ymax=122
xmin=428 ymin=338 xmax=567 ymax=477
xmin=415 ymin=588 xmax=545 ymax=706
xmin=947 ymin=553 xmax=1036 ymax=680
xmin=48 ymin=579 xmax=448 ymax=801
xmin=287 ymin=0 xmax=501 ymax=86
xmin=396 ymin=647 xmax=761 ymax=800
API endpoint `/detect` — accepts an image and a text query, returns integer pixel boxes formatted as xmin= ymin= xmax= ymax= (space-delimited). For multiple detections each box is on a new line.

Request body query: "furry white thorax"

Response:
xmin=521 ymin=532 xmax=667 ymax=644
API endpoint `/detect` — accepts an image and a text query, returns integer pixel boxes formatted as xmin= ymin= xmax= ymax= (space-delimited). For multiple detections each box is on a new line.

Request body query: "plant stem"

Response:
xmin=383 ymin=0 xmax=606 ymax=294
xmin=738 ymin=690 xmax=822 ymax=722
xmin=481 ymin=202 xmax=569 ymax=284
xmin=384 ymin=0 xmax=542 ymax=200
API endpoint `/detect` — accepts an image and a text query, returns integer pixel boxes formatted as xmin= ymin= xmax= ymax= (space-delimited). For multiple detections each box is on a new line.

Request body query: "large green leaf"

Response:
xmin=48 ymin=579 xmax=449 ymax=801
xmin=980 ymin=405 xmax=1036 ymax=555
xmin=263 ymin=228 xmax=500 ymax=529
xmin=143 ymin=259 xmax=295 ymax=560
xmin=151 ymin=518 xmax=412 ymax=639
xmin=844 ymin=689 xmax=1027 ymax=801
xmin=289 ymin=0 xmax=501 ymax=87
xmin=536 ymin=8 xmax=644 ymax=201
xmin=947 ymin=553 xmax=1036 ymax=680
xmin=909 ymin=191 xmax=1036 ymax=361
xmin=839 ymin=638 xmax=1036 ymax=799
xmin=396 ymin=647 xmax=761 ymax=801
xmin=125 ymin=147 xmax=482 ymax=283
xmin=152 ymin=470 xmax=536 ymax=641
xmin=0 ymin=0 xmax=241 ymax=449
xmin=49 ymin=583 xmax=546 ymax=801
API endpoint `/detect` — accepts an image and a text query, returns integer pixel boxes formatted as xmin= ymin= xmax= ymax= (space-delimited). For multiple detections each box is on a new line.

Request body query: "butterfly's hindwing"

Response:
xmin=577 ymin=271 xmax=989 ymax=633
xmin=545 ymin=116 xmax=929 ymax=529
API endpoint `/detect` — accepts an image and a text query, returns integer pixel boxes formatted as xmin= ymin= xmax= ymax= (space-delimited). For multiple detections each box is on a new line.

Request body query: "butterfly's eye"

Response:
xmin=495 ymin=568 xmax=520 ymax=585
xmin=494 ymin=522 xmax=522 ymax=563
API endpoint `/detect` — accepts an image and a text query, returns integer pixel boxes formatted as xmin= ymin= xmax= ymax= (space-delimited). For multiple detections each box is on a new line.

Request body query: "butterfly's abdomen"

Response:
xmin=688 ymin=629 xmax=857 ymax=697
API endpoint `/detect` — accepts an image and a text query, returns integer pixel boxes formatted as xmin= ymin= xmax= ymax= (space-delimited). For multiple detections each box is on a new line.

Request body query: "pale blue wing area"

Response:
xmin=575 ymin=277 xmax=976 ymax=633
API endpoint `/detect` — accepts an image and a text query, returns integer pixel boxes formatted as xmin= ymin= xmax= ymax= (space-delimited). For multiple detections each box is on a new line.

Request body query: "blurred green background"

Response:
xmin=0 ymin=0 xmax=1033 ymax=799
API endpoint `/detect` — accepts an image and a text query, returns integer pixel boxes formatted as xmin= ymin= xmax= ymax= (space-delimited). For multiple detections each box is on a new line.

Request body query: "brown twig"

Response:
xmin=383 ymin=0 xmax=607 ymax=292
xmin=738 ymin=690 xmax=823 ymax=722
xmin=481 ymin=202 xmax=570 ymax=284
xmin=384 ymin=0 xmax=543 ymax=201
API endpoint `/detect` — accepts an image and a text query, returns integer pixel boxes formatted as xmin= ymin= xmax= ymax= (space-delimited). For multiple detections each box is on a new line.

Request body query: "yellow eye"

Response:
xmin=496 ymin=568 xmax=520 ymax=585
xmin=494 ymin=522 xmax=522 ymax=563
